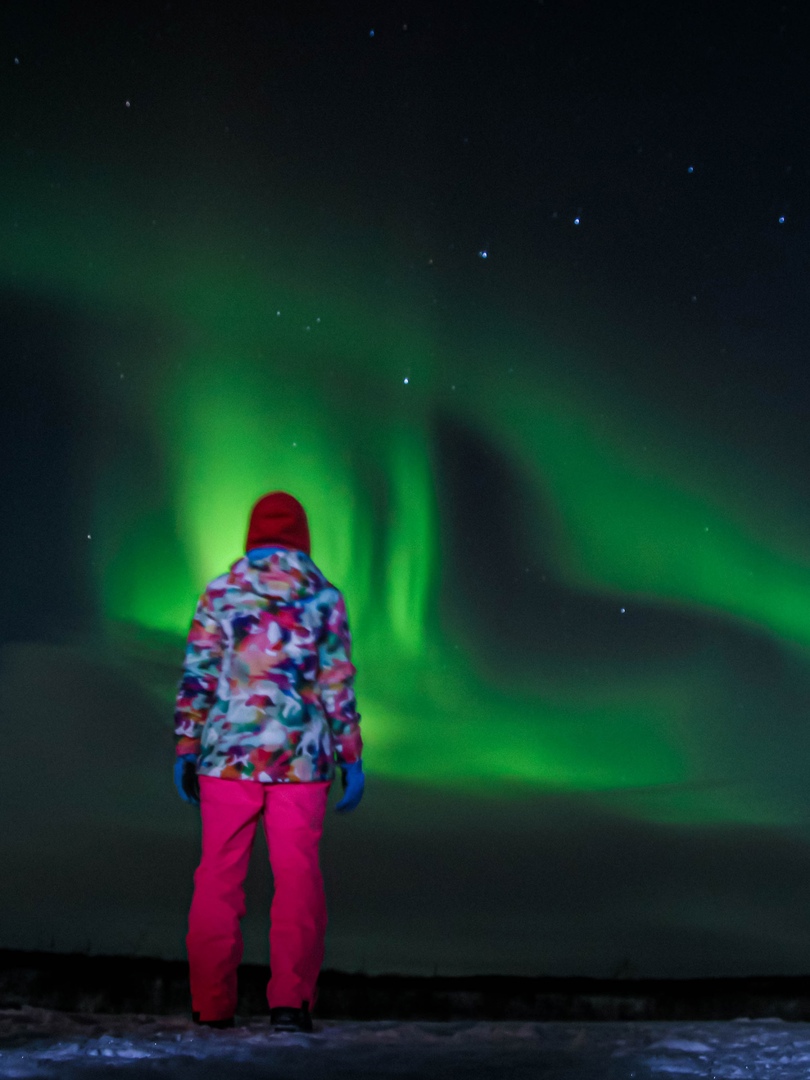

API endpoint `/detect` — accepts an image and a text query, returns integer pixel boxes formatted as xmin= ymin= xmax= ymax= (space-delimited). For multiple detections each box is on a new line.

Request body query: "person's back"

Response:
xmin=173 ymin=492 xmax=364 ymax=1033
xmin=176 ymin=545 xmax=361 ymax=784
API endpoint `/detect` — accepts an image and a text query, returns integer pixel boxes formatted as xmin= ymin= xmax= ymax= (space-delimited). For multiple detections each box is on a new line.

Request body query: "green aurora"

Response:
xmin=4 ymin=160 xmax=810 ymax=830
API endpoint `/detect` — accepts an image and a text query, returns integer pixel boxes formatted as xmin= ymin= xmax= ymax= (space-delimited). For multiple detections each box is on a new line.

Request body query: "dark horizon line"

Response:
xmin=4 ymin=946 xmax=810 ymax=990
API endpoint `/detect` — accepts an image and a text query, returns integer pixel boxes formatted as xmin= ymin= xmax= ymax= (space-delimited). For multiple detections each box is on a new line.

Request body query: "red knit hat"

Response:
xmin=246 ymin=492 xmax=311 ymax=555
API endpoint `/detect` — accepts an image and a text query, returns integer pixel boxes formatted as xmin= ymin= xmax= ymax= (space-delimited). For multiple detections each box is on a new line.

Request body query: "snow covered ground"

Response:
xmin=3 ymin=1007 xmax=810 ymax=1078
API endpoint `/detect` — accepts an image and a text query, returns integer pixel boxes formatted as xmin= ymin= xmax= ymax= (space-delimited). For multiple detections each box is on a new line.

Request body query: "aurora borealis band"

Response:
xmin=3 ymin=0 xmax=810 ymax=977
xmin=6 ymin=156 xmax=810 ymax=820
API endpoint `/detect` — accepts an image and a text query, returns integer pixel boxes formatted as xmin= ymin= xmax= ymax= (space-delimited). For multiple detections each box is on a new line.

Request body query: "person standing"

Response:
xmin=173 ymin=491 xmax=364 ymax=1032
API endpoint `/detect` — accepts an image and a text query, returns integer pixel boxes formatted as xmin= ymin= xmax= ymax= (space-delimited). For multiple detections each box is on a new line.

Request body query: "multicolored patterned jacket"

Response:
xmin=174 ymin=547 xmax=362 ymax=783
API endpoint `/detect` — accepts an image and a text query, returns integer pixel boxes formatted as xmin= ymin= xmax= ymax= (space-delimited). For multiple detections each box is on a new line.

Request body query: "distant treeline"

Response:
xmin=3 ymin=950 xmax=810 ymax=1021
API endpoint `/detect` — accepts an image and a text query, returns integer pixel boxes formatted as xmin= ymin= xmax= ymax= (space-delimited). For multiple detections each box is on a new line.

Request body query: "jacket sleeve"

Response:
xmin=174 ymin=588 xmax=224 ymax=757
xmin=317 ymin=591 xmax=363 ymax=769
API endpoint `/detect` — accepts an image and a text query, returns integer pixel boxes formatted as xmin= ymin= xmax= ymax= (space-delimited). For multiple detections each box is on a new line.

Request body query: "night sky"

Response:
xmin=3 ymin=0 xmax=810 ymax=978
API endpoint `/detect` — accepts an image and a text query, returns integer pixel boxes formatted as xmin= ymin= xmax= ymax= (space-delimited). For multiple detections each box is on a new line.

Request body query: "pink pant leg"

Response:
xmin=263 ymin=781 xmax=331 ymax=1011
xmin=187 ymin=776 xmax=263 ymax=1021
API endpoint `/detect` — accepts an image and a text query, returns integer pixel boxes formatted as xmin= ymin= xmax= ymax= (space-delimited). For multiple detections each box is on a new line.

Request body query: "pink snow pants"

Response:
xmin=187 ymin=775 xmax=331 ymax=1022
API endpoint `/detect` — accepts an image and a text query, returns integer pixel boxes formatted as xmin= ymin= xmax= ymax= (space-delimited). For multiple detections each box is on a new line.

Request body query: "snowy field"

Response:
xmin=3 ymin=1008 xmax=810 ymax=1079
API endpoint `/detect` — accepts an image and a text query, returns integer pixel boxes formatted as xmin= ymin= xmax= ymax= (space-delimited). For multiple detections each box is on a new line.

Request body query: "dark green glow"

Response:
xmin=3 ymin=158 xmax=809 ymax=826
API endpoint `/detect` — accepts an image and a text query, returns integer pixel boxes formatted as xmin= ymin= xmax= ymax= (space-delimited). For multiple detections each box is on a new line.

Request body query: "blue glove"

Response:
xmin=334 ymin=759 xmax=364 ymax=813
xmin=174 ymin=754 xmax=200 ymax=806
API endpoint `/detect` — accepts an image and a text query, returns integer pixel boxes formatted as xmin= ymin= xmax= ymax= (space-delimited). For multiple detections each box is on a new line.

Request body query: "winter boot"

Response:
xmin=192 ymin=1012 xmax=235 ymax=1029
xmin=270 ymin=1002 xmax=313 ymax=1033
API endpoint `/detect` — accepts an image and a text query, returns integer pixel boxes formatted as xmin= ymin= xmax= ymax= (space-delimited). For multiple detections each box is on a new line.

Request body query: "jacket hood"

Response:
xmin=226 ymin=548 xmax=327 ymax=602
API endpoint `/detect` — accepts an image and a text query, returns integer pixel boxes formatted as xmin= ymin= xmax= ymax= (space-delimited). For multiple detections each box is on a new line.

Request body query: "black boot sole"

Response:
xmin=192 ymin=1012 xmax=235 ymax=1029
